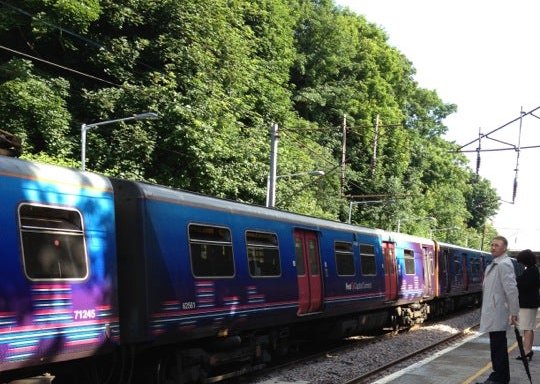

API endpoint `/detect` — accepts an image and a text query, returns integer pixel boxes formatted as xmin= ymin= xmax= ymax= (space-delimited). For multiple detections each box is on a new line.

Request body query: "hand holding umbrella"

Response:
xmin=514 ymin=325 xmax=533 ymax=384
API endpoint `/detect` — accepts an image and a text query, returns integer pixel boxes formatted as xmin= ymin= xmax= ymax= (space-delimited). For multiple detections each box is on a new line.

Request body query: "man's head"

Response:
xmin=490 ymin=236 xmax=508 ymax=258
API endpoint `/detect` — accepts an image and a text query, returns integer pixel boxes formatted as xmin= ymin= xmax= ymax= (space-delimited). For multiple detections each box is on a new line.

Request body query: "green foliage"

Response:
xmin=0 ymin=59 xmax=73 ymax=157
xmin=36 ymin=0 xmax=101 ymax=33
xmin=0 ymin=0 xmax=501 ymax=248
xmin=465 ymin=173 xmax=500 ymax=228
xmin=21 ymin=151 xmax=79 ymax=168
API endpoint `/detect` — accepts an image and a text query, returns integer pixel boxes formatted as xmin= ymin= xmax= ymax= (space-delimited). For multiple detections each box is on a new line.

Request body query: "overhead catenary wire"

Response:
xmin=280 ymin=129 xmax=387 ymax=200
xmin=283 ymin=164 xmax=342 ymax=203
xmin=459 ymin=144 xmax=540 ymax=153
xmin=0 ymin=44 xmax=120 ymax=87
xmin=281 ymin=118 xmax=419 ymax=205
xmin=0 ymin=1 xmax=161 ymax=84
xmin=0 ymin=0 xmax=104 ymax=49
xmin=458 ymin=105 xmax=540 ymax=205
xmin=457 ymin=105 xmax=540 ymax=151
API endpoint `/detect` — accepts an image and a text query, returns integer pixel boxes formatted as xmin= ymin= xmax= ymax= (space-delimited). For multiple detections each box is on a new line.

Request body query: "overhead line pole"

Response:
xmin=266 ymin=122 xmax=279 ymax=208
xmin=476 ymin=127 xmax=481 ymax=175
xmin=340 ymin=114 xmax=347 ymax=197
xmin=512 ymin=107 xmax=524 ymax=203
xmin=371 ymin=114 xmax=380 ymax=177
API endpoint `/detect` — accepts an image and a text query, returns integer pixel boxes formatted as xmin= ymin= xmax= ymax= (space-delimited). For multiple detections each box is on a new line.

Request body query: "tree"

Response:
xmin=465 ymin=173 xmax=500 ymax=229
xmin=0 ymin=0 xmax=501 ymax=240
xmin=0 ymin=59 xmax=72 ymax=157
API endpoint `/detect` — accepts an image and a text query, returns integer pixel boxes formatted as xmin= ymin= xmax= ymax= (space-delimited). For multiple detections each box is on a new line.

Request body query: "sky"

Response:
xmin=334 ymin=0 xmax=540 ymax=250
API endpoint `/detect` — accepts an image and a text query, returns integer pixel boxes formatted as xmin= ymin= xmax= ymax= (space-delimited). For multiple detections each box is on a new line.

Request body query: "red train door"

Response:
xmin=382 ymin=241 xmax=398 ymax=301
xmin=294 ymin=229 xmax=323 ymax=315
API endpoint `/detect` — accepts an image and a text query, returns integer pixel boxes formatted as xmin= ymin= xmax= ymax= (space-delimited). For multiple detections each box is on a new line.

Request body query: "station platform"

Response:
xmin=374 ymin=313 xmax=540 ymax=384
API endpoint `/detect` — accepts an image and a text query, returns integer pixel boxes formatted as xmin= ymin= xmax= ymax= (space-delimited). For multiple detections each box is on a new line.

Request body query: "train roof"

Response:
xmin=436 ymin=241 xmax=490 ymax=254
xmin=112 ymin=178 xmax=384 ymax=237
xmin=0 ymin=156 xmax=381 ymax=237
xmin=385 ymin=231 xmax=433 ymax=245
xmin=0 ymin=155 xmax=112 ymax=193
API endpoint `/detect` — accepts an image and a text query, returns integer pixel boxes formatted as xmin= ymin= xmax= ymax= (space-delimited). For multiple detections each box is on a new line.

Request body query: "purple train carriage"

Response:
xmin=0 ymin=157 xmax=118 ymax=382
xmin=0 ymin=155 xmax=491 ymax=384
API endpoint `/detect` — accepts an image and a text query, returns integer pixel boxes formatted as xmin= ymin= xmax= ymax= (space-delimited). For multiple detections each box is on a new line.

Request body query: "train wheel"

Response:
xmin=390 ymin=314 xmax=400 ymax=334
xmin=153 ymin=351 xmax=209 ymax=384
xmin=155 ymin=354 xmax=182 ymax=384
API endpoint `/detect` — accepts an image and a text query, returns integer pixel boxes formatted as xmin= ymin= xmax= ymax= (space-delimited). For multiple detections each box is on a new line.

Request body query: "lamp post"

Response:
xmin=81 ymin=112 xmax=158 ymax=171
xmin=266 ymin=170 xmax=325 ymax=208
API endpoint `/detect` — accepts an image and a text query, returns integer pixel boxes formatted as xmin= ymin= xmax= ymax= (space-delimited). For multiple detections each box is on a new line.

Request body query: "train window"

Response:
xmin=471 ymin=258 xmax=480 ymax=276
xmin=307 ymin=239 xmax=320 ymax=275
xmin=360 ymin=244 xmax=376 ymax=276
xmin=404 ymin=249 xmax=415 ymax=275
xmin=189 ymin=224 xmax=234 ymax=277
xmin=335 ymin=241 xmax=355 ymax=276
xmin=19 ymin=204 xmax=88 ymax=280
xmin=294 ymin=238 xmax=305 ymax=275
xmin=246 ymin=231 xmax=281 ymax=277
xmin=441 ymin=249 xmax=449 ymax=274
xmin=454 ymin=256 xmax=463 ymax=275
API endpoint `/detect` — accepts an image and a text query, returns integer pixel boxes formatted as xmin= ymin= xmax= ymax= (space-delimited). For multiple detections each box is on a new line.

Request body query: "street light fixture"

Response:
xmin=266 ymin=170 xmax=325 ymax=208
xmin=81 ymin=112 xmax=158 ymax=171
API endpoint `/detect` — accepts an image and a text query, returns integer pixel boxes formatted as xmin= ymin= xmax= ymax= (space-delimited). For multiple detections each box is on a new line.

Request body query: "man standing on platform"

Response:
xmin=477 ymin=236 xmax=519 ymax=384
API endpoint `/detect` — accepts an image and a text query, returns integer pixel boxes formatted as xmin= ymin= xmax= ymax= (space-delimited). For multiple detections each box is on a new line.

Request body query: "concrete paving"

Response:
xmin=255 ymin=312 xmax=540 ymax=384
xmin=375 ymin=311 xmax=540 ymax=384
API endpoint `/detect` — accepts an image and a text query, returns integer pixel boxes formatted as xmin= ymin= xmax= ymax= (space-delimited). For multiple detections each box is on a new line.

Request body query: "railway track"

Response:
xmin=242 ymin=309 xmax=481 ymax=384
xmin=344 ymin=324 xmax=480 ymax=383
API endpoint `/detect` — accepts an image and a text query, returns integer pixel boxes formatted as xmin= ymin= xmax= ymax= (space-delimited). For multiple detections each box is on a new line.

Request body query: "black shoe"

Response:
xmin=516 ymin=351 xmax=533 ymax=361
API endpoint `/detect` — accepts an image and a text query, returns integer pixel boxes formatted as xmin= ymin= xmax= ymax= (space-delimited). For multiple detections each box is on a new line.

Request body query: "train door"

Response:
xmin=443 ymin=248 xmax=452 ymax=293
xmin=422 ymin=246 xmax=433 ymax=297
xmin=441 ymin=248 xmax=451 ymax=293
xmin=382 ymin=241 xmax=398 ymax=301
xmin=462 ymin=253 xmax=469 ymax=291
xmin=294 ymin=229 xmax=323 ymax=315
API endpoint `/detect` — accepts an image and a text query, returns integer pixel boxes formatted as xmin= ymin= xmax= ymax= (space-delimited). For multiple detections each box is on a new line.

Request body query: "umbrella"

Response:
xmin=514 ymin=325 xmax=533 ymax=384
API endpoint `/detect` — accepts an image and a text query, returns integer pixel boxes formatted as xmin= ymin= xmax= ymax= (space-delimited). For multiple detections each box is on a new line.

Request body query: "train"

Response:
xmin=0 ymin=155 xmax=492 ymax=383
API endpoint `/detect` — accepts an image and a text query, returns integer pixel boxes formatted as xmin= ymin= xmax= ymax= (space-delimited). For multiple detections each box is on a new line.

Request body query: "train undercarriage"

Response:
xmin=4 ymin=294 xmax=482 ymax=384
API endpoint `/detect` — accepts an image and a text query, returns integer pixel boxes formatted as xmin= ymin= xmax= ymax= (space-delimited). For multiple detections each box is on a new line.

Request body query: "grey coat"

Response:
xmin=479 ymin=254 xmax=520 ymax=332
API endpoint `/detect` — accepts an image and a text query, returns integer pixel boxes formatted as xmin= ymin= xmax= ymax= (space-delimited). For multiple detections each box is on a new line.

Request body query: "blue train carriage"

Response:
xmin=0 ymin=156 xmax=119 ymax=377
xmin=317 ymin=226 xmax=389 ymax=336
xmin=110 ymin=179 xmax=390 ymax=381
xmin=384 ymin=232 xmax=436 ymax=327
xmin=432 ymin=241 xmax=491 ymax=314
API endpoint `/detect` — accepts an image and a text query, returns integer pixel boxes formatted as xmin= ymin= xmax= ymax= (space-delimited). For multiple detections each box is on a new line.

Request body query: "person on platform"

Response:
xmin=515 ymin=248 xmax=540 ymax=361
xmin=477 ymin=236 xmax=519 ymax=384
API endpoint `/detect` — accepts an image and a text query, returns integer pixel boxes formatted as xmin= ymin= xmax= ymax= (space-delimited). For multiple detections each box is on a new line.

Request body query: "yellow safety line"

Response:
xmin=461 ymin=343 xmax=518 ymax=384
xmin=462 ymin=320 xmax=540 ymax=384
